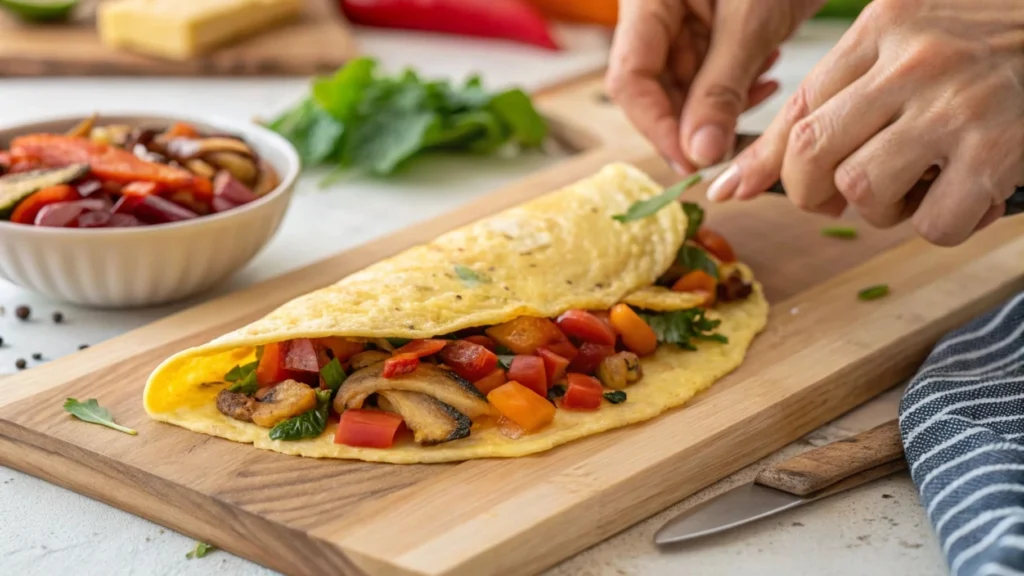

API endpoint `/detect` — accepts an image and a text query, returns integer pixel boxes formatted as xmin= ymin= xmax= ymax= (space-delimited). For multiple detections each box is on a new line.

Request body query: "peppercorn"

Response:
xmin=31 ymin=353 xmax=42 ymax=361
xmin=15 ymin=358 xmax=26 ymax=370
xmin=52 ymin=311 xmax=64 ymax=324
xmin=15 ymin=305 xmax=30 ymax=321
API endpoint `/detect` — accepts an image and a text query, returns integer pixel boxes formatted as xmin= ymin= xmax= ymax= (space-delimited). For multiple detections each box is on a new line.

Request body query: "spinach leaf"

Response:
xmin=488 ymin=88 xmax=547 ymax=147
xmin=269 ymin=390 xmax=332 ymax=442
xmin=677 ymin=244 xmax=719 ymax=279
xmin=603 ymin=391 xmax=627 ymax=404
xmin=682 ymin=202 xmax=705 ymax=240
xmin=320 ymin=358 xmax=346 ymax=397
xmin=638 ymin=309 xmax=728 ymax=351
xmin=612 ymin=174 xmax=703 ymax=223
xmin=497 ymin=355 xmax=516 ymax=371
xmin=63 ymin=398 xmax=137 ymax=435
xmin=224 ymin=359 xmax=260 ymax=395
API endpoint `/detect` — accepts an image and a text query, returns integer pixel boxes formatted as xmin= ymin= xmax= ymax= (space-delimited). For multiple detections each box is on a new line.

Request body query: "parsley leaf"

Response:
xmin=639 ymin=309 xmax=728 ymax=351
xmin=186 ymin=541 xmax=216 ymax=559
xmin=612 ymin=174 xmax=702 ymax=223
xmin=682 ymin=202 xmax=705 ymax=240
xmin=603 ymin=391 xmax=627 ymax=404
xmin=497 ymin=355 xmax=516 ymax=371
xmin=320 ymin=358 xmax=346 ymax=397
xmin=455 ymin=265 xmax=491 ymax=287
xmin=63 ymin=398 xmax=137 ymax=435
xmin=269 ymin=390 xmax=332 ymax=441
xmin=677 ymin=244 xmax=719 ymax=279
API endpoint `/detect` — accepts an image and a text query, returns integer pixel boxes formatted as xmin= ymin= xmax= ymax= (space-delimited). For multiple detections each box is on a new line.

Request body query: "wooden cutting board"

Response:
xmin=0 ymin=0 xmax=357 ymax=76
xmin=2 ymin=72 xmax=1024 ymax=576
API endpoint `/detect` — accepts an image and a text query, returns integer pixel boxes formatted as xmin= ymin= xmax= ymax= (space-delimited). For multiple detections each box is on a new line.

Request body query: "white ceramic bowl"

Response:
xmin=0 ymin=113 xmax=300 ymax=308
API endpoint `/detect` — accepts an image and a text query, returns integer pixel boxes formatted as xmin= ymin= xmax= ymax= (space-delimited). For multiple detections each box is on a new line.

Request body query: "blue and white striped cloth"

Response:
xmin=900 ymin=292 xmax=1024 ymax=576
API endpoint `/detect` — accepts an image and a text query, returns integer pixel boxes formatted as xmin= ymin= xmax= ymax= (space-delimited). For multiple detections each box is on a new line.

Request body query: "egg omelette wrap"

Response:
xmin=145 ymin=163 xmax=769 ymax=464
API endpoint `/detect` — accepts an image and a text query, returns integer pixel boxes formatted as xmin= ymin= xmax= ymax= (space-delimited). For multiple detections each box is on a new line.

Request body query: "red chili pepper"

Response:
xmin=339 ymin=0 xmax=559 ymax=50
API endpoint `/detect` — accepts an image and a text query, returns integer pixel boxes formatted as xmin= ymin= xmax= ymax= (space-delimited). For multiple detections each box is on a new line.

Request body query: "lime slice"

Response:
xmin=0 ymin=0 xmax=79 ymax=22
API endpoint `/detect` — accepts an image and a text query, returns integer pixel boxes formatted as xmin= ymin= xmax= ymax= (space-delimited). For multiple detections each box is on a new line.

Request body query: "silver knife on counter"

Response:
xmin=654 ymin=420 xmax=906 ymax=545
xmin=700 ymin=133 xmax=1024 ymax=216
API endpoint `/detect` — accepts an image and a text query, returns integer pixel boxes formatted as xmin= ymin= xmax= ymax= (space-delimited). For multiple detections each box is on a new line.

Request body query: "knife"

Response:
xmin=701 ymin=133 xmax=1024 ymax=216
xmin=654 ymin=419 xmax=906 ymax=545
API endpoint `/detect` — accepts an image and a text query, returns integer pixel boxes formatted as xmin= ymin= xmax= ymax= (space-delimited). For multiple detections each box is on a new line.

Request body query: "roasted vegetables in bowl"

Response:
xmin=0 ymin=113 xmax=299 ymax=308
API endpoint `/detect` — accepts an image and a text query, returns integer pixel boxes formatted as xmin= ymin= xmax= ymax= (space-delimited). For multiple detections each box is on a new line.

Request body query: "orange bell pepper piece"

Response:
xmin=672 ymin=270 xmax=718 ymax=307
xmin=487 ymin=381 xmax=555 ymax=433
xmin=608 ymin=303 xmax=658 ymax=356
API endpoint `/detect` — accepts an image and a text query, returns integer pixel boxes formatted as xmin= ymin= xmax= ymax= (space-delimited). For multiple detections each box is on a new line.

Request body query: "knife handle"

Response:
xmin=754 ymin=420 xmax=904 ymax=497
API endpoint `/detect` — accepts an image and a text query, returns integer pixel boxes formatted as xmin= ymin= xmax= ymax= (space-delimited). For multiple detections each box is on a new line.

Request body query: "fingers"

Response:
xmin=911 ymin=159 xmax=996 ymax=246
xmin=606 ymin=0 xmax=688 ymax=170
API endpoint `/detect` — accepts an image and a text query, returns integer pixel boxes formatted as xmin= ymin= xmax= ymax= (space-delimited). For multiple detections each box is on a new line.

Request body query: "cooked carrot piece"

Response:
xmin=487 ymin=382 xmax=555 ymax=433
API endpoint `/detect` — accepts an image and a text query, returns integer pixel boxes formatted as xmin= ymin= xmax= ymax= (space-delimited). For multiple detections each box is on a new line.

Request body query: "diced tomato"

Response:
xmin=507 ymin=355 xmax=547 ymax=396
xmin=283 ymin=338 xmax=320 ymax=373
xmin=485 ymin=316 xmax=566 ymax=355
xmin=569 ymin=342 xmax=616 ymax=374
xmin=556 ymin=309 xmax=617 ymax=346
xmin=393 ymin=339 xmax=448 ymax=358
xmin=0 ymin=151 xmax=10 ymax=168
xmin=464 ymin=335 xmax=496 ymax=351
xmin=536 ymin=348 xmax=570 ymax=384
xmin=10 ymin=185 xmax=81 ymax=225
xmin=544 ymin=338 xmax=579 ymax=361
xmin=121 ymin=181 xmax=161 ymax=197
xmin=256 ymin=342 xmax=291 ymax=387
xmin=473 ymin=368 xmax=507 ymax=395
xmin=562 ymin=373 xmax=604 ymax=410
xmin=165 ymin=122 xmax=200 ymax=139
xmin=382 ymin=353 xmax=420 ymax=378
xmin=439 ymin=340 xmax=498 ymax=381
xmin=671 ymin=270 xmax=717 ymax=307
xmin=317 ymin=337 xmax=365 ymax=361
xmin=335 ymin=409 xmax=404 ymax=448
xmin=487 ymin=382 xmax=556 ymax=433
xmin=609 ymin=304 xmax=658 ymax=356
xmin=696 ymin=228 xmax=736 ymax=263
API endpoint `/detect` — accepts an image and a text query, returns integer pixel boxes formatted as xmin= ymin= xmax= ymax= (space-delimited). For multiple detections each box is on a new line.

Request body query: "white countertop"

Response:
xmin=0 ymin=21 xmax=947 ymax=576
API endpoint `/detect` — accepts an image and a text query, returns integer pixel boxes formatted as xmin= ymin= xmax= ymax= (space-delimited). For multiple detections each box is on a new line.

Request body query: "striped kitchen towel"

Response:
xmin=899 ymin=292 xmax=1024 ymax=576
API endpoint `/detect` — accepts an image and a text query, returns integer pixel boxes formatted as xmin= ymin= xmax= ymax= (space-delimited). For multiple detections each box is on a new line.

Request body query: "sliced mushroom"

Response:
xmin=251 ymin=379 xmax=317 ymax=428
xmin=184 ymin=158 xmax=217 ymax=179
xmin=596 ymin=351 xmax=643 ymax=389
xmin=252 ymin=159 xmax=280 ymax=197
xmin=335 ymin=362 xmax=491 ymax=420
xmin=216 ymin=389 xmax=256 ymax=422
xmin=165 ymin=137 xmax=254 ymax=161
xmin=66 ymin=114 xmax=97 ymax=138
xmin=377 ymin=390 xmax=471 ymax=445
xmin=205 ymin=152 xmax=258 ymax=185
xmin=349 ymin=350 xmax=391 ymax=371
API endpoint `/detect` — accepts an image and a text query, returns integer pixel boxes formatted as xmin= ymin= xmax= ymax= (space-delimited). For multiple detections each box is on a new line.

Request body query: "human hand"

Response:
xmin=605 ymin=0 xmax=825 ymax=172
xmin=708 ymin=0 xmax=1024 ymax=246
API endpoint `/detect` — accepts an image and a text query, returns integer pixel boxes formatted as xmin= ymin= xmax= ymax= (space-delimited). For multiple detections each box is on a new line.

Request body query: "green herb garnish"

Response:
xmin=497 ymin=355 xmax=516 ymax=371
xmin=639 ymin=309 xmax=728 ymax=350
xmin=268 ymin=58 xmax=547 ymax=176
xmin=546 ymin=385 xmax=566 ymax=403
xmin=63 ymin=398 xmax=137 ymax=435
xmin=612 ymin=174 xmax=703 ymax=223
xmin=185 ymin=541 xmax=216 ymax=559
xmin=385 ymin=338 xmax=412 ymax=348
xmin=494 ymin=344 xmax=515 ymax=356
xmin=858 ymin=284 xmax=890 ymax=301
xmin=603 ymin=391 xmax=627 ymax=404
xmin=677 ymin=244 xmax=719 ymax=279
xmin=682 ymin=202 xmax=705 ymax=240
xmin=269 ymin=389 xmax=332 ymax=442
xmin=225 ymin=360 xmax=258 ymax=383
xmin=455 ymin=265 xmax=490 ymax=287
xmin=822 ymin=226 xmax=858 ymax=239
xmin=320 ymin=358 xmax=346 ymax=397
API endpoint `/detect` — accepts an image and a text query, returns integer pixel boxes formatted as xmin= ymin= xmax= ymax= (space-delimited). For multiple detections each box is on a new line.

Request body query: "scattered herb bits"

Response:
xmin=78 ymin=344 xmax=89 ymax=350
xmin=15 ymin=358 xmax=26 ymax=370
xmin=546 ymin=385 xmax=567 ymax=403
xmin=31 ymin=352 xmax=42 ymax=360
xmin=52 ymin=311 xmax=64 ymax=323
xmin=185 ymin=541 xmax=216 ymax=559
xmin=63 ymin=398 xmax=137 ymax=435
xmin=822 ymin=226 xmax=857 ymax=239
xmin=15 ymin=305 xmax=30 ymax=320
xmin=603 ymin=391 xmax=627 ymax=404
xmin=858 ymin=284 xmax=890 ymax=301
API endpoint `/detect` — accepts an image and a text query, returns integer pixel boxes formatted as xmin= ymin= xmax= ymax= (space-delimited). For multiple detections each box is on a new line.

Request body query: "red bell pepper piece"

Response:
xmin=383 ymin=353 xmax=420 ymax=378
xmin=556 ymin=309 xmax=617 ymax=346
xmin=339 ymin=0 xmax=559 ymax=50
xmin=256 ymin=342 xmax=291 ymax=387
xmin=507 ymin=355 xmax=547 ymax=396
xmin=543 ymin=338 xmax=578 ymax=362
xmin=335 ymin=409 xmax=404 ymax=448
xmin=10 ymin=134 xmax=212 ymax=196
xmin=472 ymin=368 xmax=507 ymax=395
xmin=536 ymin=347 xmax=570 ymax=384
xmin=561 ymin=373 xmax=603 ymax=411
xmin=318 ymin=337 xmax=365 ymax=362
xmin=393 ymin=339 xmax=448 ymax=358
xmin=10 ymin=184 xmax=82 ymax=225
xmin=438 ymin=339 xmax=498 ymax=381
xmin=121 ymin=181 xmax=161 ymax=197
xmin=569 ymin=342 xmax=616 ymax=374
xmin=463 ymin=335 xmax=496 ymax=351
xmin=283 ymin=338 xmax=321 ymax=373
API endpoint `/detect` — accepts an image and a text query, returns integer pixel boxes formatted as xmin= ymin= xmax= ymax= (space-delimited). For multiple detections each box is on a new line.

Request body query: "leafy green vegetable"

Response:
xmin=639 ymin=309 xmax=728 ymax=351
xmin=547 ymin=385 xmax=567 ymax=403
xmin=612 ymin=174 xmax=703 ymax=223
xmin=494 ymin=344 xmax=515 ymax=356
xmin=386 ymin=338 xmax=412 ymax=348
xmin=497 ymin=355 xmax=516 ymax=371
xmin=822 ymin=226 xmax=858 ymax=239
xmin=320 ymin=358 xmax=346 ymax=397
xmin=677 ymin=244 xmax=719 ymax=279
xmin=682 ymin=202 xmax=705 ymax=240
xmin=269 ymin=390 xmax=332 ymax=441
xmin=858 ymin=284 xmax=890 ymax=301
xmin=225 ymin=360 xmax=257 ymax=383
xmin=455 ymin=265 xmax=491 ymax=287
xmin=186 ymin=541 xmax=216 ymax=560
xmin=225 ymin=360 xmax=260 ymax=395
xmin=63 ymin=398 xmax=137 ymax=435
xmin=603 ymin=391 xmax=627 ymax=404
xmin=268 ymin=57 xmax=547 ymax=176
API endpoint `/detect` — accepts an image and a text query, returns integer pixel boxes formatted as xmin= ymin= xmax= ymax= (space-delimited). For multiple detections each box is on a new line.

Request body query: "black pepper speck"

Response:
xmin=78 ymin=344 xmax=89 ymax=350
xmin=0 ymin=336 xmax=4 ymax=347
xmin=15 ymin=358 xmax=26 ymax=370
xmin=52 ymin=311 xmax=64 ymax=324
xmin=15 ymin=305 xmax=30 ymax=321
xmin=31 ymin=353 xmax=42 ymax=361
xmin=455 ymin=295 xmax=462 ymax=300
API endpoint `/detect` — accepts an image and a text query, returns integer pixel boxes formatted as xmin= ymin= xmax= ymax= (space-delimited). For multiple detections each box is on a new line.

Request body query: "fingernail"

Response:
xmin=707 ymin=164 xmax=741 ymax=203
xmin=690 ymin=125 xmax=728 ymax=167
xmin=670 ymin=161 xmax=687 ymax=176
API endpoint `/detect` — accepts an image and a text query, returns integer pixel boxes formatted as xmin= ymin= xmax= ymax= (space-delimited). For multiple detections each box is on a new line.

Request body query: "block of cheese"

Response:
xmin=98 ymin=0 xmax=304 ymax=61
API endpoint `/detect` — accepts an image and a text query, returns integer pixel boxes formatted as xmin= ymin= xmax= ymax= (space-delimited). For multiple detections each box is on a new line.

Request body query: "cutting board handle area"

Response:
xmin=754 ymin=420 xmax=905 ymax=497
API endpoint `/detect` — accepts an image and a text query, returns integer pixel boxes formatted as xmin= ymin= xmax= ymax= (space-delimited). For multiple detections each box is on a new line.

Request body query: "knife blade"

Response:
xmin=654 ymin=420 xmax=907 ymax=546
xmin=698 ymin=133 xmax=1024 ymax=216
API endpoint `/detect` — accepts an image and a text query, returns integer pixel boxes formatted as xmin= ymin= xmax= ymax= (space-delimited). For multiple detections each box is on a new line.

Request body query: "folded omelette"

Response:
xmin=145 ymin=163 xmax=769 ymax=463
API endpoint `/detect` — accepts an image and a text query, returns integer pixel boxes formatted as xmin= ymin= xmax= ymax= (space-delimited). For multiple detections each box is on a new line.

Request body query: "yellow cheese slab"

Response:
xmin=98 ymin=0 xmax=304 ymax=60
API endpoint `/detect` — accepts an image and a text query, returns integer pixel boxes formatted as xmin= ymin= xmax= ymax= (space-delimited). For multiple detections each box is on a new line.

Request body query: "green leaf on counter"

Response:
xmin=613 ymin=174 xmax=703 ymax=223
xmin=682 ymin=202 xmax=705 ymax=240
xmin=269 ymin=390 xmax=332 ymax=442
xmin=186 ymin=541 xmax=216 ymax=560
xmin=603 ymin=391 xmax=627 ymax=404
xmin=639 ymin=309 xmax=728 ymax=351
xmin=63 ymin=398 xmax=137 ymax=436
xmin=858 ymin=284 xmax=890 ymax=301
xmin=455 ymin=265 xmax=491 ymax=287
xmin=677 ymin=244 xmax=719 ymax=279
